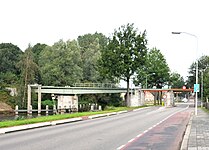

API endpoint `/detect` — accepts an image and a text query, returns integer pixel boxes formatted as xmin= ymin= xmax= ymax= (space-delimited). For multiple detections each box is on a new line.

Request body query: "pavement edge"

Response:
xmin=0 ymin=107 xmax=150 ymax=134
xmin=180 ymin=112 xmax=194 ymax=150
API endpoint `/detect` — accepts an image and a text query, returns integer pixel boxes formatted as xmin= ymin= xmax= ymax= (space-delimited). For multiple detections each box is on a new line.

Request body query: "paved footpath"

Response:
xmin=187 ymin=108 xmax=209 ymax=150
xmin=121 ymin=109 xmax=192 ymax=150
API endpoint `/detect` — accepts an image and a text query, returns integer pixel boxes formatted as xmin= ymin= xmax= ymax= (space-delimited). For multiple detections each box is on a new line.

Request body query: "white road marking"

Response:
xmin=117 ymin=105 xmax=190 ymax=150
xmin=117 ymin=145 xmax=125 ymax=150
xmin=136 ymin=134 xmax=142 ymax=137
xmin=128 ymin=138 xmax=135 ymax=143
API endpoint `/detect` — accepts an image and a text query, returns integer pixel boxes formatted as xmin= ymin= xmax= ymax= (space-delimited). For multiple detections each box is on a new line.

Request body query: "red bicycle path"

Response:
xmin=121 ymin=109 xmax=192 ymax=150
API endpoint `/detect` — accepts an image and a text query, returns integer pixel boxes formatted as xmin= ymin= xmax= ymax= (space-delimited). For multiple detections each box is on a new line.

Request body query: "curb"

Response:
xmin=0 ymin=108 xmax=151 ymax=134
xmin=0 ymin=122 xmax=51 ymax=134
xmin=180 ymin=112 xmax=194 ymax=150
xmin=0 ymin=117 xmax=83 ymax=134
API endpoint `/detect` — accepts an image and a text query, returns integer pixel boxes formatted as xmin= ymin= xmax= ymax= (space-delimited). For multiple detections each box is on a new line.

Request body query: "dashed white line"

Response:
xmin=148 ymin=127 xmax=153 ymax=130
xmin=128 ymin=138 xmax=135 ymax=143
xmin=136 ymin=134 xmax=142 ymax=137
xmin=117 ymin=105 xmax=190 ymax=150
xmin=117 ymin=145 xmax=125 ymax=150
xmin=143 ymin=129 xmax=148 ymax=133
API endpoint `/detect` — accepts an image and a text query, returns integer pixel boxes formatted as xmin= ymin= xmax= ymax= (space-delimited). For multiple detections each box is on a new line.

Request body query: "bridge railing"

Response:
xmin=73 ymin=83 xmax=118 ymax=88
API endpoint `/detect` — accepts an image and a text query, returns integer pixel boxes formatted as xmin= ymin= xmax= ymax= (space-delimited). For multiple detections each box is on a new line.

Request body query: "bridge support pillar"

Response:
xmin=27 ymin=85 xmax=31 ymax=114
xmin=38 ymin=85 xmax=42 ymax=114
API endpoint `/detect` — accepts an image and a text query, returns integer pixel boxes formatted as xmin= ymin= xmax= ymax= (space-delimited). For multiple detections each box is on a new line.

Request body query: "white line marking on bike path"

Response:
xmin=117 ymin=105 xmax=189 ymax=150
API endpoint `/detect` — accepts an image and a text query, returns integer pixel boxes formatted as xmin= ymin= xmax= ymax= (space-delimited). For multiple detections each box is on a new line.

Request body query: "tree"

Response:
xmin=187 ymin=55 xmax=209 ymax=100
xmin=31 ymin=43 xmax=47 ymax=84
xmin=77 ymin=33 xmax=108 ymax=82
xmin=202 ymin=69 xmax=209 ymax=100
xmin=17 ymin=45 xmax=38 ymax=107
xmin=101 ymin=23 xmax=148 ymax=105
xmin=0 ymin=43 xmax=23 ymax=86
xmin=135 ymin=47 xmax=170 ymax=88
xmin=39 ymin=40 xmax=83 ymax=86
xmin=31 ymin=43 xmax=47 ymax=64
xmin=187 ymin=55 xmax=209 ymax=87
xmin=169 ymin=72 xmax=185 ymax=88
xmin=135 ymin=48 xmax=170 ymax=105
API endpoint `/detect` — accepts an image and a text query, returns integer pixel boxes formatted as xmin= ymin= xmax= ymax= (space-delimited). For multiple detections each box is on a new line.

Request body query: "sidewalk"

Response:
xmin=187 ymin=108 xmax=209 ymax=150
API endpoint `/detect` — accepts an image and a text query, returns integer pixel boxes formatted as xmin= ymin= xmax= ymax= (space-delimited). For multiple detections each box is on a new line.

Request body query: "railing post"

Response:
xmin=15 ymin=105 xmax=18 ymax=115
xmin=91 ymin=104 xmax=94 ymax=111
xmin=64 ymin=106 xmax=66 ymax=113
xmin=46 ymin=105 xmax=48 ymax=115
xmin=99 ymin=105 xmax=102 ymax=111
xmin=29 ymin=105 xmax=32 ymax=115
xmin=53 ymin=104 xmax=56 ymax=114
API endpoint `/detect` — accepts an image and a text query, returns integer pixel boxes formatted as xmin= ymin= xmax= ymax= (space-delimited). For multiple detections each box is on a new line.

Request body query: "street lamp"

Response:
xmin=172 ymin=32 xmax=198 ymax=115
xmin=146 ymin=73 xmax=155 ymax=89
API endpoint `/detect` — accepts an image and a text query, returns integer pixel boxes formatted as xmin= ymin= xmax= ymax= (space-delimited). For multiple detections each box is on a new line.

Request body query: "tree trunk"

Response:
xmin=22 ymin=54 xmax=29 ymax=108
xmin=159 ymin=91 xmax=162 ymax=105
xmin=157 ymin=92 xmax=160 ymax=105
xmin=154 ymin=99 xmax=156 ymax=105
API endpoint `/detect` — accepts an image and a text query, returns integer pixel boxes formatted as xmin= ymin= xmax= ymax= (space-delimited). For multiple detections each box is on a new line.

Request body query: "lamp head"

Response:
xmin=172 ymin=32 xmax=181 ymax=34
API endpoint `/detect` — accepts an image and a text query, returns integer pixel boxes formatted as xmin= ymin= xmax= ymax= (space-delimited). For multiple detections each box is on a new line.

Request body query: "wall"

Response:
xmin=57 ymin=95 xmax=78 ymax=111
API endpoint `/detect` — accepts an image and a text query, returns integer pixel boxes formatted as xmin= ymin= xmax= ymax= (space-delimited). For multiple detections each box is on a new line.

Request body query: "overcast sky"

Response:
xmin=0 ymin=0 xmax=208 ymax=79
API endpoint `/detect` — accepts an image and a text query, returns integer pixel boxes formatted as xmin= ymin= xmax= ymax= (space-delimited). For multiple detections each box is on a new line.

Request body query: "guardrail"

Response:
xmin=73 ymin=83 xmax=118 ymax=88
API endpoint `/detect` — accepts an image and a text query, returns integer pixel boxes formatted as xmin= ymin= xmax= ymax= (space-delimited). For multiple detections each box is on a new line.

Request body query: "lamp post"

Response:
xmin=172 ymin=32 xmax=198 ymax=115
xmin=146 ymin=73 xmax=155 ymax=89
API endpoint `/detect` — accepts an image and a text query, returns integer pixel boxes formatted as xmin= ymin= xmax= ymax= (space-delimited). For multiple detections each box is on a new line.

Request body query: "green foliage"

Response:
xmin=39 ymin=40 xmax=83 ymax=86
xmin=31 ymin=43 xmax=47 ymax=63
xmin=136 ymin=47 xmax=170 ymax=88
xmin=101 ymin=23 xmax=147 ymax=81
xmin=0 ymin=91 xmax=10 ymax=102
xmin=41 ymin=100 xmax=55 ymax=108
xmin=100 ymin=23 xmax=148 ymax=104
xmin=97 ymin=93 xmax=123 ymax=107
xmin=187 ymin=55 xmax=209 ymax=100
xmin=31 ymin=43 xmax=47 ymax=83
xmin=78 ymin=33 xmax=108 ymax=82
xmin=169 ymin=72 xmax=185 ymax=88
xmin=0 ymin=43 xmax=23 ymax=86
xmin=17 ymin=45 xmax=38 ymax=108
xmin=79 ymin=94 xmax=97 ymax=104
xmin=79 ymin=93 xmax=123 ymax=108
xmin=203 ymin=70 xmax=209 ymax=100
xmin=17 ymin=45 xmax=38 ymax=84
xmin=15 ymin=116 xmax=27 ymax=120
xmin=0 ymin=90 xmax=17 ymax=108
xmin=0 ymin=72 xmax=18 ymax=86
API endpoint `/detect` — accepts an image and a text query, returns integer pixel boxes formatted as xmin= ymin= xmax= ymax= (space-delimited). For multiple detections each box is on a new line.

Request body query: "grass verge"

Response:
xmin=0 ymin=105 xmax=149 ymax=128
xmin=201 ymin=107 xmax=209 ymax=114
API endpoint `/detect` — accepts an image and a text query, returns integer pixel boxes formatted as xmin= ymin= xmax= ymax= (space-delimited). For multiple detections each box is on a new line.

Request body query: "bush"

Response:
xmin=41 ymin=100 xmax=55 ymax=109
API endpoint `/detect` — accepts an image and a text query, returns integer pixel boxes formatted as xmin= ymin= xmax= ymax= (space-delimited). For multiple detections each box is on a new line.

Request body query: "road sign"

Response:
xmin=163 ymin=95 xmax=167 ymax=99
xmin=182 ymin=86 xmax=186 ymax=90
xmin=194 ymin=84 xmax=200 ymax=92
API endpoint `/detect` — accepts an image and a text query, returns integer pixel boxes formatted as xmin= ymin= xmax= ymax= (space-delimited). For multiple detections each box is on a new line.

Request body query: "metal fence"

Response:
xmin=73 ymin=83 xmax=118 ymax=88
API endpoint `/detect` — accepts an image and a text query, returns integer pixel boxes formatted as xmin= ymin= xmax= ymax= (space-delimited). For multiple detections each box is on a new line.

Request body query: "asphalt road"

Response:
xmin=0 ymin=104 xmax=190 ymax=150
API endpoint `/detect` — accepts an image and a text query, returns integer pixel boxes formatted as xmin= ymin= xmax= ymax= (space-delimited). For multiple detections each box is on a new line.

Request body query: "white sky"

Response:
xmin=0 ymin=0 xmax=209 ymax=79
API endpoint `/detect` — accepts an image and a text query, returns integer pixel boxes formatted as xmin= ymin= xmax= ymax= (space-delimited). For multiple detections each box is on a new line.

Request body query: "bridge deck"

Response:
xmin=31 ymin=85 xmax=193 ymax=95
xmin=33 ymin=86 xmax=128 ymax=94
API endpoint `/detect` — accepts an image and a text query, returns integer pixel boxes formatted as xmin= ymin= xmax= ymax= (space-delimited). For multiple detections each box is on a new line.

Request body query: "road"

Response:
xmin=0 ymin=104 xmax=191 ymax=150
